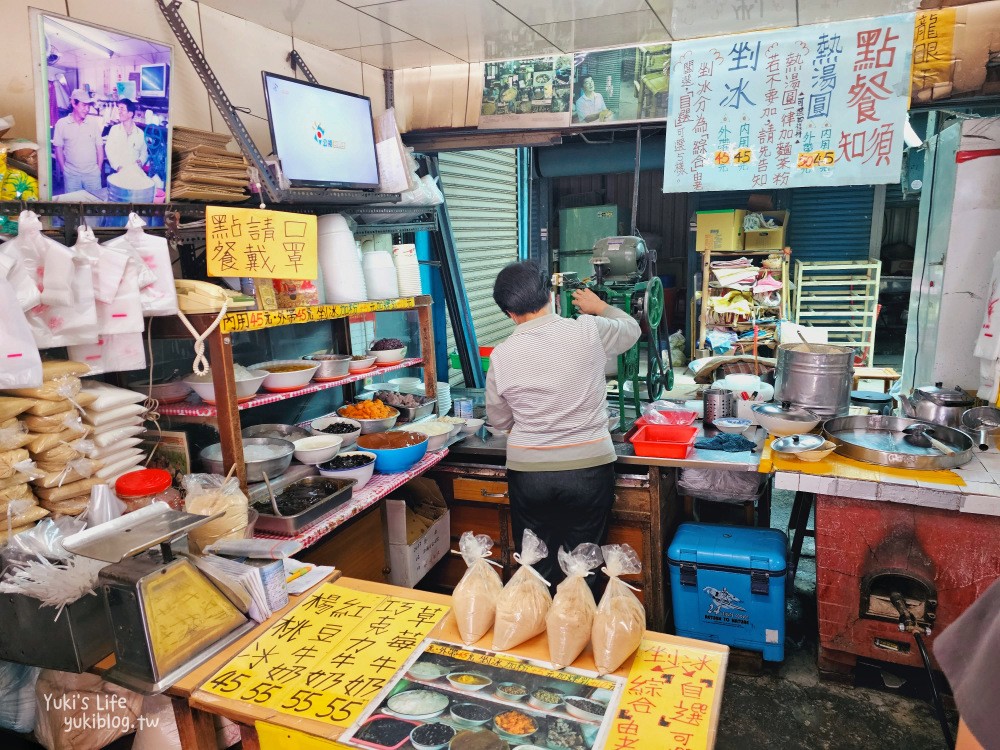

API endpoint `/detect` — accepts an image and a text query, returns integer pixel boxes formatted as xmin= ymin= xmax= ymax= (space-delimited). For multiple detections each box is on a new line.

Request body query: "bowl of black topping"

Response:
xmin=316 ymin=451 xmax=376 ymax=489
xmin=410 ymin=722 xmax=457 ymax=750
xmin=450 ymin=702 xmax=494 ymax=728
xmin=250 ymin=476 xmax=355 ymax=534
xmin=309 ymin=416 xmax=362 ymax=447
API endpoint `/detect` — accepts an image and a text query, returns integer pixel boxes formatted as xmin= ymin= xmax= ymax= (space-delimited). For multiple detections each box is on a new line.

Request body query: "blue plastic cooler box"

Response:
xmin=668 ymin=523 xmax=788 ymax=661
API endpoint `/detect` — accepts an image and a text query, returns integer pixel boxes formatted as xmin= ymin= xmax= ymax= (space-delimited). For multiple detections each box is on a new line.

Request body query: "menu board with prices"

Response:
xmin=340 ymin=640 xmax=625 ymax=750
xmin=218 ymin=298 xmax=417 ymax=333
xmin=663 ymin=14 xmax=915 ymax=192
xmin=606 ymin=640 xmax=726 ymax=750
xmin=206 ymin=206 xmax=318 ymax=280
xmin=199 ymin=585 xmax=449 ymax=728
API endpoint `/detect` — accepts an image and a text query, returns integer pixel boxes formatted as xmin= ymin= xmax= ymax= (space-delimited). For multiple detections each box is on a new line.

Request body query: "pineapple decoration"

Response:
xmin=0 ymin=149 xmax=39 ymax=234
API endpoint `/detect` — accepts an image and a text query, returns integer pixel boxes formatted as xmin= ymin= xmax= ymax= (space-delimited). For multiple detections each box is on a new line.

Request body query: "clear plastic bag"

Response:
xmin=0 ymin=659 xmax=40 ymax=733
xmin=183 ymin=474 xmax=250 ymax=554
xmin=592 ymin=544 xmax=645 ymax=675
xmin=546 ymin=543 xmax=603 ymax=669
xmin=34 ymin=670 xmax=142 ymax=750
xmin=677 ymin=468 xmax=764 ymax=503
xmin=492 ymin=529 xmax=552 ymax=651
xmin=0 ymin=275 xmax=42 ymax=389
xmin=451 ymin=532 xmax=503 ymax=645
xmin=102 ymin=213 xmax=178 ymax=317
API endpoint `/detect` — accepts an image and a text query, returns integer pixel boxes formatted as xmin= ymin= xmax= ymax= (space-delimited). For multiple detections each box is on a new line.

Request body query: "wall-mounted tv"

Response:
xmin=262 ymin=71 xmax=380 ymax=191
xmin=139 ymin=63 xmax=168 ymax=98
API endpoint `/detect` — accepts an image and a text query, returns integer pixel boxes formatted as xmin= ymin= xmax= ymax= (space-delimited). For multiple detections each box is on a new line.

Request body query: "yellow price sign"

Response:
xmin=733 ymin=147 xmax=752 ymax=164
xmin=605 ymin=640 xmax=725 ymax=750
xmin=200 ymin=585 xmax=449 ymax=728
xmin=798 ymin=150 xmax=835 ymax=169
xmin=206 ymin=205 xmax=317 ymax=280
xmin=713 ymin=150 xmax=731 ymax=165
xmin=814 ymin=150 xmax=835 ymax=166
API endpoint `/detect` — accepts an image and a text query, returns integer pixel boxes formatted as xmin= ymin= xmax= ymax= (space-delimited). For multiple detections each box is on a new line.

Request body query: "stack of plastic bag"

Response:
xmin=0 ymin=211 xmax=98 ymax=350
xmin=67 ymin=224 xmax=147 ymax=374
xmin=1 ymin=360 xmax=99 ymax=520
xmin=101 ymin=212 xmax=178 ymax=317
xmin=79 ymin=382 xmax=148 ymax=485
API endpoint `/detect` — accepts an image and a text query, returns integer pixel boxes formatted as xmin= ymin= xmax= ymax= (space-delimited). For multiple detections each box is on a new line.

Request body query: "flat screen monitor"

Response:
xmin=262 ymin=71 xmax=380 ymax=191
xmin=116 ymin=80 xmax=137 ymax=101
xmin=139 ymin=63 xmax=167 ymax=98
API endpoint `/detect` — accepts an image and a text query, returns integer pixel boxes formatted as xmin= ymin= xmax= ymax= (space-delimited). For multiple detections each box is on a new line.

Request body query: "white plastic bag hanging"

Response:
xmin=0 ymin=276 xmax=42 ymax=389
xmin=451 ymin=532 xmax=504 ymax=645
xmin=0 ymin=251 xmax=40 ymax=311
xmin=592 ymin=544 xmax=645 ymax=675
xmin=103 ymin=213 xmax=178 ymax=317
xmin=67 ymin=332 xmax=146 ymax=375
xmin=492 ymin=529 xmax=552 ymax=651
xmin=75 ymin=227 xmax=144 ymax=335
xmin=546 ymin=543 xmax=603 ymax=669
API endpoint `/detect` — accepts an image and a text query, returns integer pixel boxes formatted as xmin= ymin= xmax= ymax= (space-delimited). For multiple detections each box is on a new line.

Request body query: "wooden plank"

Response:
xmin=207 ymin=326 xmax=246 ymax=490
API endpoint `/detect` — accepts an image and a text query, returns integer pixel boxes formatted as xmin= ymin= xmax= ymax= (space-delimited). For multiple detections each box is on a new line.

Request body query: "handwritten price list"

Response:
xmin=199 ymin=585 xmax=448 ymax=727
xmin=218 ymin=298 xmax=417 ymax=334
xmin=606 ymin=640 xmax=725 ymax=750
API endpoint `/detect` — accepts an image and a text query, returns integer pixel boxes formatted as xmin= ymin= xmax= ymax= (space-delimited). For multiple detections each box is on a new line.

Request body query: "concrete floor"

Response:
xmin=711 ymin=489 xmax=957 ymax=750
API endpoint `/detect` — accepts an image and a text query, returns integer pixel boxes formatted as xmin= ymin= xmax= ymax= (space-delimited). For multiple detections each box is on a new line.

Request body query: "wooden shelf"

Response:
xmin=159 ymin=358 xmax=424 ymax=418
xmin=152 ymin=296 xmax=431 ymax=338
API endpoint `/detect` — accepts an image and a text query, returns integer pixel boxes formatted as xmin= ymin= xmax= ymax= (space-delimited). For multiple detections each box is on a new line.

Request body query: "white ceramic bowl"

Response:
xmin=349 ymin=355 xmax=377 ymax=372
xmin=184 ymin=369 xmax=267 ymax=405
xmin=389 ymin=377 xmax=423 ymax=393
xmin=128 ymin=379 xmax=192 ymax=404
xmin=309 ymin=416 xmax=362 ymax=447
xmin=403 ymin=422 xmax=453 ymax=451
xmin=460 ymin=418 xmax=485 ymax=434
xmin=292 ymin=434 xmax=343 ymax=465
xmin=446 ymin=672 xmax=492 ymax=692
xmin=433 ymin=418 xmax=464 ymax=438
xmin=795 ymin=440 xmax=837 ymax=462
xmin=252 ymin=360 xmax=320 ymax=392
xmin=714 ymin=417 xmax=752 ymax=435
xmin=368 ymin=346 xmax=406 ymax=364
xmin=752 ymin=405 xmax=821 ymax=437
xmin=316 ymin=451 xmax=376 ymax=488
xmin=563 ymin=697 xmax=608 ymax=721
xmin=337 ymin=405 xmax=399 ymax=434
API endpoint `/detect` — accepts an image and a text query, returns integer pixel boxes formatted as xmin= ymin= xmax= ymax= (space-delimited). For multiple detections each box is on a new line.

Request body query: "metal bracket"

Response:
xmin=288 ymin=50 xmax=318 ymax=84
xmin=155 ymin=0 xmax=397 ymax=206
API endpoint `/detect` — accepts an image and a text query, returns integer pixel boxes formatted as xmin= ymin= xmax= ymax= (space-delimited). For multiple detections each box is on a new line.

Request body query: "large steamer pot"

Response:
xmin=774 ymin=343 xmax=854 ymax=418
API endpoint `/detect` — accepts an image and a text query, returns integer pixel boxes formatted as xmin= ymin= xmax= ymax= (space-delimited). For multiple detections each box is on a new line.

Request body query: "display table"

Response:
xmin=167 ymin=576 xmax=728 ymax=750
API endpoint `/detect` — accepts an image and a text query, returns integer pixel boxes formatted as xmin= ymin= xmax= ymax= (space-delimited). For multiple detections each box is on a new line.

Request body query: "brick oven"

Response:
xmin=814 ymin=494 xmax=1000 ymax=673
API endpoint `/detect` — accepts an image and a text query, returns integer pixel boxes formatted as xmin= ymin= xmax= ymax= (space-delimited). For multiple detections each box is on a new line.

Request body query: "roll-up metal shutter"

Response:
xmin=438 ymin=149 xmax=519 ymax=386
xmin=787 ymin=186 xmax=874 ymax=262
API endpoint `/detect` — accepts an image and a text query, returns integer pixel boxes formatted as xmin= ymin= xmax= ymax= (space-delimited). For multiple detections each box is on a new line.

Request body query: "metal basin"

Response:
xmin=200 ymin=438 xmax=295 ymax=482
xmin=251 ymin=476 xmax=355 ymax=535
xmin=822 ymin=415 xmax=974 ymax=470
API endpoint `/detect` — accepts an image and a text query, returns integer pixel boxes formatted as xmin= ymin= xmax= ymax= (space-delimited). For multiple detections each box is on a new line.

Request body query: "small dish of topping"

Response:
xmin=563 ymin=696 xmax=608 ymax=721
xmin=449 ymin=701 xmax=494 ymax=727
xmin=495 ymin=682 xmax=528 ymax=701
xmin=385 ymin=689 xmax=449 ymax=719
xmin=409 ymin=722 xmax=456 ymax=750
xmin=446 ymin=672 xmax=492 ymax=692
xmin=529 ymin=688 xmax=564 ymax=710
xmin=493 ymin=709 xmax=538 ymax=738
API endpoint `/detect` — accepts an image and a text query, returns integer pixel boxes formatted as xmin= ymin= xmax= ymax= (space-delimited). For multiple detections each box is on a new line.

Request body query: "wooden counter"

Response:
xmin=185 ymin=576 xmax=729 ymax=749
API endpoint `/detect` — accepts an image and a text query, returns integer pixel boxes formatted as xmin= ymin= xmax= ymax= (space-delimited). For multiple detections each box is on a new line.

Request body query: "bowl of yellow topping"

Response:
xmin=446 ymin=672 xmax=492 ymax=692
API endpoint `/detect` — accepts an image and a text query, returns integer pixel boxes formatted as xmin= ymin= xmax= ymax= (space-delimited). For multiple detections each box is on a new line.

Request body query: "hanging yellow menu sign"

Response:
xmin=606 ymin=640 xmax=726 ymax=750
xmin=200 ymin=584 xmax=449 ymax=728
xmin=206 ymin=205 xmax=317 ymax=280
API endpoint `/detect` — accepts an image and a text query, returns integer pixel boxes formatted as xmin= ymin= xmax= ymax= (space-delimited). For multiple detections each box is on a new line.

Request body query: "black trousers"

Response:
xmin=507 ymin=462 xmax=616 ymax=595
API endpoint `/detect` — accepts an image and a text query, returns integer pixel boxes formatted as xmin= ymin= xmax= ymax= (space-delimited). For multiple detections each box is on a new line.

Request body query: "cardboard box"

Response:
xmin=743 ymin=210 xmax=789 ymax=252
xmin=386 ymin=498 xmax=450 ymax=588
xmin=912 ymin=1 xmax=1000 ymax=103
xmin=696 ymin=209 xmax=745 ymax=252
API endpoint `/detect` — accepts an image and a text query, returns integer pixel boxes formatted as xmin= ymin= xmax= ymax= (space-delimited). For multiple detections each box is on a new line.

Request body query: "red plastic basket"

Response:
xmin=629 ymin=424 xmax=698 ymax=458
xmin=634 ymin=410 xmax=698 ymax=428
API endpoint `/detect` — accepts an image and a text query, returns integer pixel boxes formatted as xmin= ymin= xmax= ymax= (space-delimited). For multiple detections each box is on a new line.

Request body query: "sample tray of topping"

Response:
xmin=339 ymin=640 xmax=625 ymax=750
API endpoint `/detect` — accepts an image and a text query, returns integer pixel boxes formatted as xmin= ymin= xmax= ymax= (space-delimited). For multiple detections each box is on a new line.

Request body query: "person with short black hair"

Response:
xmin=486 ymin=261 xmax=641 ymax=589
xmin=52 ymin=89 xmax=104 ymax=194
xmin=105 ymin=99 xmax=148 ymax=174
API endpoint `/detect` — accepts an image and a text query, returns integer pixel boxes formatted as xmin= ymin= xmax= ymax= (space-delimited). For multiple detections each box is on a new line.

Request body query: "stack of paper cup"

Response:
xmin=361 ymin=250 xmax=400 ymax=300
xmin=317 ymin=214 xmax=366 ymax=303
xmin=393 ymin=244 xmax=423 ymax=296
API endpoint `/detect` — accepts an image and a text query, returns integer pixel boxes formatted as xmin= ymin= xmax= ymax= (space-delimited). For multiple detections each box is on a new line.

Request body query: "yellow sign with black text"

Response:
xmin=206 ymin=206 xmax=317 ymax=280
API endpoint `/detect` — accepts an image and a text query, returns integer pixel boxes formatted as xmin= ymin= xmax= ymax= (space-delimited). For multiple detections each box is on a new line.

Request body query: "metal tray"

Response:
xmin=251 ymin=476 xmax=355 ymax=535
xmin=822 ymin=414 xmax=974 ymax=470
xmin=393 ymin=398 xmax=436 ymax=423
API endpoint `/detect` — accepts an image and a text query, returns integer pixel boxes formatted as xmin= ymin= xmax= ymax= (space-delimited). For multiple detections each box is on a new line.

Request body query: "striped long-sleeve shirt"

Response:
xmin=485 ymin=307 xmax=642 ymax=472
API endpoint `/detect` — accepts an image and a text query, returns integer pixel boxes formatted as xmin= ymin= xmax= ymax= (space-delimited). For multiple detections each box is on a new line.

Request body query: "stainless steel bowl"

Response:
xmin=241 ymin=424 xmax=310 ymax=442
xmin=305 ymin=354 xmax=351 ymax=379
xmin=200 ymin=437 xmax=295 ymax=482
xmin=337 ymin=406 xmax=399 ymax=434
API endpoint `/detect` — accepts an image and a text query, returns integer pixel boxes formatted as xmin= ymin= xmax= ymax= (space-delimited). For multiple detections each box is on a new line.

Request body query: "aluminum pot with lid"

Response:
xmin=899 ymin=382 xmax=974 ymax=428
xmin=774 ymin=343 xmax=854 ymax=418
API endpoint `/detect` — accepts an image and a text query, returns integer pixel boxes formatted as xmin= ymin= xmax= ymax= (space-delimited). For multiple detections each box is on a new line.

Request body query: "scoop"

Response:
xmin=261 ymin=470 xmax=282 ymax=516
xmin=902 ymin=424 xmax=956 ymax=455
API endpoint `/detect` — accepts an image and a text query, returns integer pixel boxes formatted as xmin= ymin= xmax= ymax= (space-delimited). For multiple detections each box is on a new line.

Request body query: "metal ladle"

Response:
xmin=260 ymin=470 xmax=281 ymax=516
xmin=903 ymin=424 xmax=956 ymax=455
